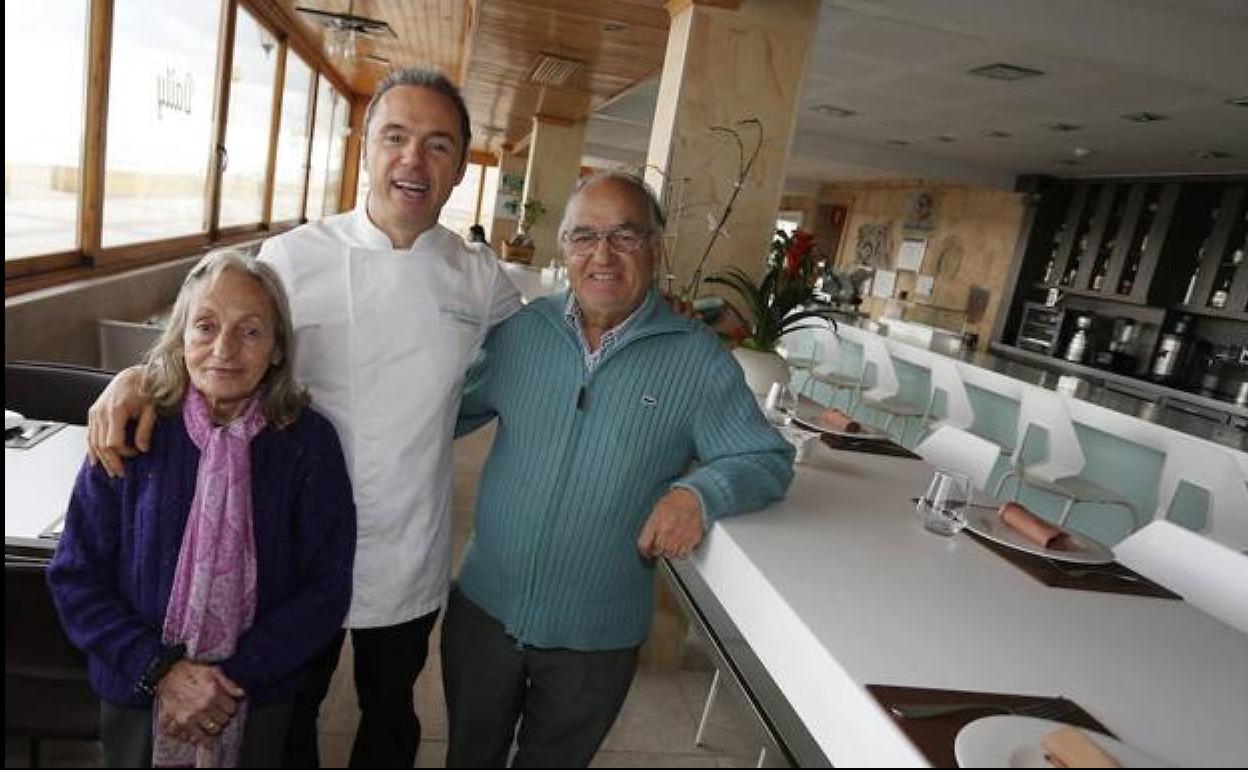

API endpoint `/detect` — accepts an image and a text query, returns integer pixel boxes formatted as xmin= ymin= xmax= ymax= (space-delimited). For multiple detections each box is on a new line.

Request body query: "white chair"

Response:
xmin=995 ymin=386 xmax=1141 ymax=530
xmin=921 ymin=356 xmax=975 ymax=434
xmin=857 ymin=334 xmax=929 ymax=444
xmin=807 ymin=332 xmax=867 ymax=408
xmin=1152 ymin=441 xmax=1248 ymax=550
xmin=1115 ymin=520 xmax=1248 ymax=634
xmin=915 ymin=425 xmax=1002 ymax=494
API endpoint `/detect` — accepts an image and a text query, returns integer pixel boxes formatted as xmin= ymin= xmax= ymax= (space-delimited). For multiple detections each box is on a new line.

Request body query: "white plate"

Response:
xmin=790 ymin=408 xmax=890 ymax=440
xmin=955 ymin=715 xmax=1168 ymax=768
xmin=963 ymin=506 xmax=1114 ymax=565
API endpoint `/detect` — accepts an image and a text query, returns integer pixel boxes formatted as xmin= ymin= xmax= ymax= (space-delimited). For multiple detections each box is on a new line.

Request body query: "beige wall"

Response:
xmin=5 ymin=257 xmax=198 ymax=368
xmin=809 ymin=179 xmax=1026 ymax=340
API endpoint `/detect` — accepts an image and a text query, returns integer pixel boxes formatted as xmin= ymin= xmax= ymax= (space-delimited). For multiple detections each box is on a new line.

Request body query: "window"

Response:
xmin=218 ymin=8 xmax=278 ymax=229
xmin=271 ymin=52 xmax=313 ymax=222
xmin=305 ymin=77 xmax=346 ymax=221
xmin=776 ymin=210 xmax=804 ymax=236
xmin=102 ymin=0 xmax=221 ymax=246
xmin=4 ymin=0 xmax=89 ymax=260
xmin=436 ymin=163 xmax=501 ymax=242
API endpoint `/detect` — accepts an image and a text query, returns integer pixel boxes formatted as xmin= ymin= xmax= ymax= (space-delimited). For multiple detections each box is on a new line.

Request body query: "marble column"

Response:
xmin=522 ymin=115 xmax=588 ymax=265
xmin=645 ymin=0 xmax=818 ymax=296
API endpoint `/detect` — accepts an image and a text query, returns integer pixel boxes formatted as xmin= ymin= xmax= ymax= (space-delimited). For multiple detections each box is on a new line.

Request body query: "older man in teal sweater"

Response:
xmin=443 ymin=171 xmax=795 ymax=767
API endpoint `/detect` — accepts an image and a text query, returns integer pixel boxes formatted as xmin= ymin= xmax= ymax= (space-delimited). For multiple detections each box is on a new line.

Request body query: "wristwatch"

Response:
xmin=136 ymin=643 xmax=187 ymax=697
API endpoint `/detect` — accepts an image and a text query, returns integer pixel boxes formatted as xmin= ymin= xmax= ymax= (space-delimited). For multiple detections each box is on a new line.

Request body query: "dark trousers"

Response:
xmin=100 ymin=701 xmax=291 ymax=768
xmin=282 ymin=609 xmax=440 ymax=768
xmin=441 ymin=588 xmax=639 ymax=768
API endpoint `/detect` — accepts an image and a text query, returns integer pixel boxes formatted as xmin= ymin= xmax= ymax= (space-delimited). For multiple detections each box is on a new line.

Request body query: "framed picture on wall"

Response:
xmin=826 ymin=203 xmax=849 ymax=263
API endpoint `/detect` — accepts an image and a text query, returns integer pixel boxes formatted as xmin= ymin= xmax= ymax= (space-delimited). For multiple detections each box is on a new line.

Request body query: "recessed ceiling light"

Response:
xmin=1047 ymin=122 xmax=1082 ymax=132
xmin=887 ymin=139 xmax=911 ymax=147
xmin=1226 ymin=96 xmax=1248 ymax=108
xmin=967 ymin=63 xmax=1045 ymax=81
xmin=936 ymin=135 xmax=957 ymax=143
xmin=1192 ymin=149 xmax=1234 ymax=160
xmin=602 ymin=20 xmax=628 ymax=32
xmin=813 ymin=104 xmax=856 ymax=118
xmin=983 ymin=130 xmax=1012 ymax=139
xmin=1056 ymin=158 xmax=1082 ymax=166
xmin=1072 ymin=146 xmax=1093 ymax=159
xmin=1122 ymin=111 xmax=1167 ymax=123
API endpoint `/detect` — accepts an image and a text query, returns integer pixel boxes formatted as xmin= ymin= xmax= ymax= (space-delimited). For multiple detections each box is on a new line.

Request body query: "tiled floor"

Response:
xmin=6 ymin=426 xmax=767 ymax=768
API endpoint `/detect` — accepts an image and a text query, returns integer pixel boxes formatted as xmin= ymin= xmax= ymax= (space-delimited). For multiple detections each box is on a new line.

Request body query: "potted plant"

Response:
xmin=501 ymin=198 xmax=547 ymax=264
xmin=706 ymin=229 xmax=839 ymax=395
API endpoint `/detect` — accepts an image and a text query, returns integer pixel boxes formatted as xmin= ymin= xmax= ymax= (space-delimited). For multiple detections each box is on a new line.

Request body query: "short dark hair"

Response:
xmin=559 ymin=171 xmax=667 ymax=236
xmin=364 ymin=68 xmax=472 ymax=165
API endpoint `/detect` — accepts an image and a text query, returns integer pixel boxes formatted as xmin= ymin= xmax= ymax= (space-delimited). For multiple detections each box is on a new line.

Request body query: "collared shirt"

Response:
xmin=563 ymin=291 xmax=653 ymax=373
xmin=260 ymin=204 xmax=522 ymax=627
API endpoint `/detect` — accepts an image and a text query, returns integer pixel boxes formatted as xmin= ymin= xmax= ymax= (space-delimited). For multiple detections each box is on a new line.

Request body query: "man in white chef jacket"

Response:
xmin=86 ymin=68 xmax=521 ymax=768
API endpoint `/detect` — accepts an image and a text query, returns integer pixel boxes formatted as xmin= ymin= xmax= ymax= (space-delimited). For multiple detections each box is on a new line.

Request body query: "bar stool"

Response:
xmin=994 ymin=386 xmax=1141 ymax=530
xmin=1150 ymin=440 xmax=1248 ymax=549
xmin=806 ymin=332 xmax=866 ymax=409
xmin=856 ymin=334 xmax=929 ymax=445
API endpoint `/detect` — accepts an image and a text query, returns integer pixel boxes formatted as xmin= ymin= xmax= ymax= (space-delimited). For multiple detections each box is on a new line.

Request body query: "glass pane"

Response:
xmin=306 ymin=77 xmax=346 ymax=221
xmin=323 ymin=90 xmax=349 ymax=216
xmin=102 ymin=0 xmax=221 ymax=246
xmin=4 ymin=0 xmax=89 ymax=260
xmin=439 ymin=163 xmax=483 ymax=240
xmin=271 ymin=52 xmax=312 ymax=222
xmin=478 ymin=165 xmax=500 ymax=244
xmin=219 ymin=8 xmax=278 ymax=228
xmin=354 ymin=141 xmax=369 ymax=209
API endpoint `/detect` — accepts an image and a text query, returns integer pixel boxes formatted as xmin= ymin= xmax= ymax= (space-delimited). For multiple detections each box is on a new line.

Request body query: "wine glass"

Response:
xmin=917 ymin=469 xmax=970 ymax=537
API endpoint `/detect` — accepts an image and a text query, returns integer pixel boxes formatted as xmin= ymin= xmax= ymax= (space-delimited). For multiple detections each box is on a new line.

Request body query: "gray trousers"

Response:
xmin=100 ymin=700 xmax=291 ymax=768
xmin=441 ymin=588 xmax=639 ymax=768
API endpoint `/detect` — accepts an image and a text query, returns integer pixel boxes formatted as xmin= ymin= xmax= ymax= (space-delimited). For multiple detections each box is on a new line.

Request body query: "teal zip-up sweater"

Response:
xmin=455 ymin=289 xmax=795 ymax=651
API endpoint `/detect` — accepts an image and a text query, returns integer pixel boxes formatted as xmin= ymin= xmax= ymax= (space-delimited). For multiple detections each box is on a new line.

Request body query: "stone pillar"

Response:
xmin=644 ymin=0 xmax=818 ymax=296
xmin=522 ymin=115 xmax=587 ymax=265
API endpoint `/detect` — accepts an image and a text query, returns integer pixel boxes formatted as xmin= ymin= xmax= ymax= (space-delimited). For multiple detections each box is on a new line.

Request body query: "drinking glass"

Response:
xmin=765 ymin=382 xmax=796 ymax=425
xmin=916 ymin=469 xmax=970 ymax=536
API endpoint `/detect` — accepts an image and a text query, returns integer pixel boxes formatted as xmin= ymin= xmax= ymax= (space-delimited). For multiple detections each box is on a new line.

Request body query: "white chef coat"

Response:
xmin=259 ymin=206 xmax=522 ymax=627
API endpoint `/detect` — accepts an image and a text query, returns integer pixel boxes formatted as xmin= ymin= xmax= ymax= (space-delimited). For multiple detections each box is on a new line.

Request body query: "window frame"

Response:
xmin=5 ymin=0 xmax=359 ymax=297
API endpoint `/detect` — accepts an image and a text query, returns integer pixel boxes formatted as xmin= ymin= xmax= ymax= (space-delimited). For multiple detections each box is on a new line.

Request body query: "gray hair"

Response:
xmin=363 ymin=68 xmax=472 ymax=165
xmin=558 ymin=170 xmax=667 ymax=237
xmin=141 ymin=249 xmax=309 ymax=429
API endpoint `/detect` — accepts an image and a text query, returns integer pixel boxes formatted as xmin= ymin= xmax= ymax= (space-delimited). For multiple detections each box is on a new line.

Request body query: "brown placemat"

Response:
xmin=967 ymin=530 xmax=1181 ymax=599
xmin=866 ymin=684 xmax=1112 ymax=768
xmin=819 ymin=432 xmax=922 ymax=459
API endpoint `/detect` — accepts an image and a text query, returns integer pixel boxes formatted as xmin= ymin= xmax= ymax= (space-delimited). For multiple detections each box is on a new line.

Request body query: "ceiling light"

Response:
xmin=936 ymin=135 xmax=957 ymax=143
xmin=1072 ymin=146 xmax=1093 ymax=159
xmin=813 ymin=105 xmax=855 ymax=118
xmin=887 ymin=139 xmax=911 ymax=147
xmin=1056 ymin=158 xmax=1082 ymax=166
xmin=1122 ymin=111 xmax=1167 ymax=123
xmin=967 ymin=63 xmax=1045 ymax=81
xmin=983 ymin=130 xmax=1012 ymax=139
xmin=1047 ymin=122 xmax=1082 ymax=132
xmin=1192 ymin=149 xmax=1234 ymax=160
xmin=1225 ymin=96 xmax=1248 ymax=108
xmin=602 ymin=21 xmax=628 ymax=32
xmin=529 ymin=53 xmax=584 ymax=86
xmin=296 ymin=4 xmax=395 ymax=61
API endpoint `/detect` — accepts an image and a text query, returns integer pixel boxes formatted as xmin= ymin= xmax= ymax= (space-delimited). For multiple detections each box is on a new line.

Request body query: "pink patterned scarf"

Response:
xmin=152 ymin=386 xmax=266 ymax=768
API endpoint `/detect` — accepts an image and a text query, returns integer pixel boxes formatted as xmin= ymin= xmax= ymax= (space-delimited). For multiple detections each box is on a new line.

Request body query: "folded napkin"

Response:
xmin=1041 ymin=726 xmax=1121 ymax=768
xmin=999 ymin=502 xmax=1072 ymax=550
xmin=816 ymin=408 xmax=860 ymax=433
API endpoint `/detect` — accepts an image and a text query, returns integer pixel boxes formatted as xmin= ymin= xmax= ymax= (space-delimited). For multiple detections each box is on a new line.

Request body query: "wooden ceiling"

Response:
xmin=278 ymin=0 xmax=670 ymax=156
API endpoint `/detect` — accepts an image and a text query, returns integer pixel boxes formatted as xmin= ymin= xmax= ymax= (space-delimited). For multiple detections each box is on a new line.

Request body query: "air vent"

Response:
xmin=529 ymin=53 xmax=584 ymax=86
xmin=967 ymin=63 xmax=1044 ymax=81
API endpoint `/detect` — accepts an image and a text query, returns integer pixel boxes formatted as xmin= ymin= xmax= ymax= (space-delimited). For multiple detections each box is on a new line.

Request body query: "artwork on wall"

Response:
xmin=495 ymin=172 xmax=525 ymax=220
xmin=903 ymin=190 xmax=938 ymax=231
xmin=854 ymin=221 xmax=893 ymax=268
xmin=825 ymin=203 xmax=849 ymax=263
xmin=896 ymin=237 xmax=927 ymax=271
xmin=933 ymin=234 xmax=965 ymax=277
xmin=871 ymin=268 xmax=897 ymax=298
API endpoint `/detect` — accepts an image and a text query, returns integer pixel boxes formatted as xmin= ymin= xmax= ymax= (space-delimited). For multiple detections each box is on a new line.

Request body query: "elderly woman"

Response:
xmin=49 ymin=250 xmax=355 ymax=768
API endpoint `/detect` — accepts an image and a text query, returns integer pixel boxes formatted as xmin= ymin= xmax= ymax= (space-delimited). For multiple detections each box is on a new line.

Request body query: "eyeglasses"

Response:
xmin=561 ymin=227 xmax=651 ymax=257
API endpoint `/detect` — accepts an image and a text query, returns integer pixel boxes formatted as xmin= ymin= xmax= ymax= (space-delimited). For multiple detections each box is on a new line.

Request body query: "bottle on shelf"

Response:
xmin=1091 ymin=258 xmax=1109 ymax=291
xmin=1040 ymin=224 xmax=1064 ymax=284
xmin=1209 ymin=246 xmax=1243 ymax=309
xmin=1118 ymin=198 xmax=1158 ymax=295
